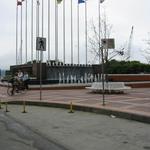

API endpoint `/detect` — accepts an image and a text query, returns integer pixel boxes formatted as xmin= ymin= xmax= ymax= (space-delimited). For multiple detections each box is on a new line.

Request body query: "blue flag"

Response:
xmin=78 ymin=0 xmax=86 ymax=4
xmin=100 ymin=0 xmax=105 ymax=3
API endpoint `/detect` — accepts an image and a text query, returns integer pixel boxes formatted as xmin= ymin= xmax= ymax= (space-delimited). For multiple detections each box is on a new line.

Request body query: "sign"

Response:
xmin=101 ymin=38 xmax=115 ymax=49
xmin=36 ymin=37 xmax=46 ymax=51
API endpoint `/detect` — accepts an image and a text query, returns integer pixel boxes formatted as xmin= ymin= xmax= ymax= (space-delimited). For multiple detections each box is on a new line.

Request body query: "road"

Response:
xmin=0 ymin=105 xmax=150 ymax=150
xmin=0 ymin=108 xmax=68 ymax=150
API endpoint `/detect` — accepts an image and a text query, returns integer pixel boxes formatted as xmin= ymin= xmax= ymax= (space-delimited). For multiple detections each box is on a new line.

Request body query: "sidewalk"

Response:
xmin=0 ymin=85 xmax=150 ymax=123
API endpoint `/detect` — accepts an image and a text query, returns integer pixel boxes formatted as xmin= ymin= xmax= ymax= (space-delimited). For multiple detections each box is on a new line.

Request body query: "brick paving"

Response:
xmin=0 ymin=85 xmax=150 ymax=123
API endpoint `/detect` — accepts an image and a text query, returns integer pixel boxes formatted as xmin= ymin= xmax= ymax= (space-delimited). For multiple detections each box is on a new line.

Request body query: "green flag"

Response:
xmin=57 ymin=0 xmax=62 ymax=4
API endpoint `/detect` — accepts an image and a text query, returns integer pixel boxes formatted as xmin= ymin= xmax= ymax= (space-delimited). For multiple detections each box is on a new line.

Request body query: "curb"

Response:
xmin=7 ymin=100 xmax=150 ymax=124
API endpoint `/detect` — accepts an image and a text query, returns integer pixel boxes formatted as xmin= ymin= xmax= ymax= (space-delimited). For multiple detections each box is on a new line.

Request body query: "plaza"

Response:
xmin=0 ymin=85 xmax=150 ymax=123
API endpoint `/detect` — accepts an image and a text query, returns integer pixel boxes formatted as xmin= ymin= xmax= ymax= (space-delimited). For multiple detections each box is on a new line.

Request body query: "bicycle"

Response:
xmin=7 ymin=79 xmax=27 ymax=96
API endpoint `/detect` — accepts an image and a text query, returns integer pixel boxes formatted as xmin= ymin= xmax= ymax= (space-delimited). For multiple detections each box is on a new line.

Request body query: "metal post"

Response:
xmin=20 ymin=4 xmax=23 ymax=64
xmin=25 ymin=0 xmax=28 ymax=63
xmin=36 ymin=37 xmax=46 ymax=101
xmin=31 ymin=0 xmax=33 ymax=62
xmin=98 ymin=0 xmax=101 ymax=64
xmin=77 ymin=4 xmax=79 ymax=64
xmin=41 ymin=0 xmax=44 ymax=61
xmin=48 ymin=0 xmax=50 ymax=61
xmin=0 ymin=100 xmax=2 ymax=109
xmin=16 ymin=5 xmax=18 ymax=65
xmin=55 ymin=0 xmax=58 ymax=61
xmin=85 ymin=1 xmax=88 ymax=65
xmin=101 ymin=46 xmax=105 ymax=106
xmin=36 ymin=0 xmax=40 ymax=61
xmin=40 ymin=52 xmax=42 ymax=100
xmin=63 ymin=0 xmax=66 ymax=64
xmin=5 ymin=102 xmax=9 ymax=112
xmin=71 ymin=0 xmax=73 ymax=64
xmin=22 ymin=100 xmax=27 ymax=113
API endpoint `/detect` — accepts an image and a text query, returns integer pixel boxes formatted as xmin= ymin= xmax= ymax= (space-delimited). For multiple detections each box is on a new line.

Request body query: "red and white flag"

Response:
xmin=17 ymin=0 xmax=22 ymax=6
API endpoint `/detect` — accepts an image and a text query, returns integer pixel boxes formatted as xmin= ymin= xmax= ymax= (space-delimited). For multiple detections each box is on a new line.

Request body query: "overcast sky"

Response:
xmin=0 ymin=0 xmax=150 ymax=69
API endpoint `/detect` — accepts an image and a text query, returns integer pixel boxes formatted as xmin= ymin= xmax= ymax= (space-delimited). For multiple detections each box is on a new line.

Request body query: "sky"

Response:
xmin=0 ymin=0 xmax=150 ymax=69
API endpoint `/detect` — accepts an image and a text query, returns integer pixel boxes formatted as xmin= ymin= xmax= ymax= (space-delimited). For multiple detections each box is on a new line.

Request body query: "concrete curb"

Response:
xmin=6 ymin=100 xmax=150 ymax=124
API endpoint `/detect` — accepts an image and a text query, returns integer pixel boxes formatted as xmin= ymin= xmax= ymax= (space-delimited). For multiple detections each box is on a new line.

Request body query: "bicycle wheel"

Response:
xmin=7 ymin=87 xmax=14 ymax=96
xmin=20 ymin=89 xmax=27 ymax=94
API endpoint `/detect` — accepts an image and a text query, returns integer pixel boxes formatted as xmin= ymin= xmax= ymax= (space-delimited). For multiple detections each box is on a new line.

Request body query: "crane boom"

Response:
xmin=126 ymin=26 xmax=134 ymax=61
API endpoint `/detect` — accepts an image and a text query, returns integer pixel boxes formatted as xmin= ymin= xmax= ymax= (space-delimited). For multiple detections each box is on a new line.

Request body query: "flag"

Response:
xmin=57 ymin=0 xmax=62 ymax=4
xmin=78 ymin=0 xmax=85 ymax=4
xmin=17 ymin=0 xmax=22 ymax=5
xmin=100 ymin=0 xmax=105 ymax=3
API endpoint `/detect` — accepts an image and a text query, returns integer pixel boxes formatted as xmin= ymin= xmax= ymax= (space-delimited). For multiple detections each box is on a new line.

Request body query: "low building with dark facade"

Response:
xmin=10 ymin=62 xmax=102 ymax=84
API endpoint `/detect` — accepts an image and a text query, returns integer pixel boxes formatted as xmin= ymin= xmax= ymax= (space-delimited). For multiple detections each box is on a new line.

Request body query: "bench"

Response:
xmin=86 ymin=82 xmax=131 ymax=93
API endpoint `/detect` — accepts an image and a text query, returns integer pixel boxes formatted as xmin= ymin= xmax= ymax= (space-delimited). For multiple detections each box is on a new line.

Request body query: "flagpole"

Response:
xmin=41 ymin=0 xmax=44 ymax=61
xmin=77 ymin=3 xmax=79 ymax=64
xmin=85 ymin=0 xmax=87 ymax=65
xmin=71 ymin=0 xmax=73 ymax=64
xmin=20 ymin=3 xmax=23 ymax=64
xmin=55 ymin=0 xmax=58 ymax=61
xmin=63 ymin=0 xmax=66 ymax=64
xmin=42 ymin=0 xmax=44 ymax=37
xmin=31 ymin=0 xmax=33 ymax=62
xmin=36 ymin=0 xmax=40 ymax=61
xmin=16 ymin=4 xmax=18 ymax=65
xmin=98 ymin=0 xmax=101 ymax=64
xmin=25 ymin=0 xmax=27 ymax=63
xmin=48 ymin=0 xmax=50 ymax=61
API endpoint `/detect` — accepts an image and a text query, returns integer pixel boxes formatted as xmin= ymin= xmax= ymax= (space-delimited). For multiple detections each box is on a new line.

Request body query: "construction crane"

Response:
xmin=126 ymin=26 xmax=134 ymax=61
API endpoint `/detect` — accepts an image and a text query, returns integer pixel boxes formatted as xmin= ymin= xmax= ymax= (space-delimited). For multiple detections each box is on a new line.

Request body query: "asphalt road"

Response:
xmin=0 ymin=105 xmax=150 ymax=150
xmin=0 ymin=108 xmax=68 ymax=150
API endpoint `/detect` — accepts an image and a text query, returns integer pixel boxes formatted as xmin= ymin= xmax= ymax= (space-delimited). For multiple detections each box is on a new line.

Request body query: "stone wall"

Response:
xmin=108 ymin=74 xmax=150 ymax=82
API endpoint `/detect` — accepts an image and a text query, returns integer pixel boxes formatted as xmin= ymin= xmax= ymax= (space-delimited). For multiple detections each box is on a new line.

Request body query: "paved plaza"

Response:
xmin=0 ymin=85 xmax=150 ymax=123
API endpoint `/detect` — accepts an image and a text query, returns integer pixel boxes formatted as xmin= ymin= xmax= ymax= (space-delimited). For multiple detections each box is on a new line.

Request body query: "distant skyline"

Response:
xmin=0 ymin=0 xmax=150 ymax=69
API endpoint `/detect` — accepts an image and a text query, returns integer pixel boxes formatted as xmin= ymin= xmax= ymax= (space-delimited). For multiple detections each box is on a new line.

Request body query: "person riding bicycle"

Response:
xmin=9 ymin=72 xmax=20 ymax=94
xmin=18 ymin=70 xmax=23 ymax=81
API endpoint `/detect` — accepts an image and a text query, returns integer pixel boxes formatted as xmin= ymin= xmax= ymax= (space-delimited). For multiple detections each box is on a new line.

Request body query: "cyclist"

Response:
xmin=10 ymin=72 xmax=20 ymax=95
xmin=18 ymin=70 xmax=23 ymax=81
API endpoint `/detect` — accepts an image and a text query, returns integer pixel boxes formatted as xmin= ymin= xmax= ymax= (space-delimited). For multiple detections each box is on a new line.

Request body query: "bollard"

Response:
xmin=5 ymin=102 xmax=9 ymax=112
xmin=68 ymin=101 xmax=74 ymax=113
xmin=0 ymin=100 xmax=3 ymax=109
xmin=22 ymin=101 xmax=27 ymax=113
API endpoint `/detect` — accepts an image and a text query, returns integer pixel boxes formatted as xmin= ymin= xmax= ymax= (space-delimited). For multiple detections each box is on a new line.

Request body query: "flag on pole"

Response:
xmin=78 ymin=0 xmax=85 ymax=4
xmin=17 ymin=0 xmax=22 ymax=5
xmin=57 ymin=0 xmax=63 ymax=4
xmin=100 ymin=0 xmax=105 ymax=3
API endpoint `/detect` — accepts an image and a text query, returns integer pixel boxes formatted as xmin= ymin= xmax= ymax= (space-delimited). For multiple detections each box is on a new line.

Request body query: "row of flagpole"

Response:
xmin=16 ymin=0 xmax=105 ymax=65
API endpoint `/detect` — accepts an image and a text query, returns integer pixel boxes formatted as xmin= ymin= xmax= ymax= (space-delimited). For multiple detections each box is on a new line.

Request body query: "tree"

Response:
xmin=106 ymin=60 xmax=150 ymax=74
xmin=142 ymin=33 xmax=150 ymax=64
xmin=88 ymin=17 xmax=124 ymax=64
